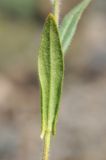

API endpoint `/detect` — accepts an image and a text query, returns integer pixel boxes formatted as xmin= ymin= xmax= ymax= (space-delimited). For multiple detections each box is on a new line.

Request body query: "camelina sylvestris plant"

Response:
xmin=38 ymin=0 xmax=92 ymax=160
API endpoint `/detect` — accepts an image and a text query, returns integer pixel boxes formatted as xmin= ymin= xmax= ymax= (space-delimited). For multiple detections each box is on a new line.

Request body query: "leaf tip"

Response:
xmin=48 ymin=13 xmax=55 ymax=19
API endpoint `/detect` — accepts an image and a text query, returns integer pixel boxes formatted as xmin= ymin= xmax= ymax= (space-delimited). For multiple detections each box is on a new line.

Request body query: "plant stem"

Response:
xmin=42 ymin=131 xmax=51 ymax=160
xmin=53 ymin=0 xmax=60 ymax=25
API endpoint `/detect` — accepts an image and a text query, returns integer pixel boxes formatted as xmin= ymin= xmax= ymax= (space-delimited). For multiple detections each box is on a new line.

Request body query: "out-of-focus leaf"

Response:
xmin=38 ymin=14 xmax=64 ymax=138
xmin=60 ymin=0 xmax=92 ymax=53
xmin=0 ymin=0 xmax=36 ymax=18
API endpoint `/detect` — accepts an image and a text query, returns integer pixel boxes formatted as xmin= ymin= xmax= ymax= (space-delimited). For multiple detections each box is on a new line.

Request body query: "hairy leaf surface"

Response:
xmin=38 ymin=14 xmax=64 ymax=138
xmin=60 ymin=0 xmax=92 ymax=53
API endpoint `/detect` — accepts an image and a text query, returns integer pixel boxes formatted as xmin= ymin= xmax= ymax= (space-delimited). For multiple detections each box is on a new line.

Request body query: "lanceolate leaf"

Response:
xmin=38 ymin=14 xmax=64 ymax=138
xmin=60 ymin=0 xmax=92 ymax=53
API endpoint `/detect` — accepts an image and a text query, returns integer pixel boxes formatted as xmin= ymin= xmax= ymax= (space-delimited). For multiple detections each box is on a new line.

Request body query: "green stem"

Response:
xmin=42 ymin=131 xmax=51 ymax=160
xmin=53 ymin=0 xmax=60 ymax=25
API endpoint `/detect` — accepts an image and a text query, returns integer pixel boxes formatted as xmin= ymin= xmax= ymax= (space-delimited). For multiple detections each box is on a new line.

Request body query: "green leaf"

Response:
xmin=60 ymin=0 xmax=92 ymax=53
xmin=38 ymin=14 xmax=64 ymax=138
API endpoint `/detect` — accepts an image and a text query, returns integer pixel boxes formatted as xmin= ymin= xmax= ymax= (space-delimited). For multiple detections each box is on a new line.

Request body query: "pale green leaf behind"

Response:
xmin=60 ymin=0 xmax=92 ymax=53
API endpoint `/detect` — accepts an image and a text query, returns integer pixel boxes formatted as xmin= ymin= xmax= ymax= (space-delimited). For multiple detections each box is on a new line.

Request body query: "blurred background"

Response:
xmin=0 ymin=0 xmax=106 ymax=160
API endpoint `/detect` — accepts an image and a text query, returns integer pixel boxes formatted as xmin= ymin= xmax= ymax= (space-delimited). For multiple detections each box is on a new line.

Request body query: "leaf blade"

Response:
xmin=60 ymin=0 xmax=92 ymax=53
xmin=38 ymin=14 xmax=64 ymax=138
xmin=38 ymin=15 xmax=50 ymax=138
